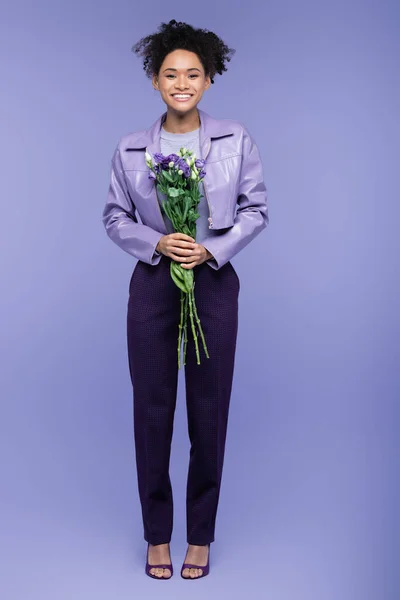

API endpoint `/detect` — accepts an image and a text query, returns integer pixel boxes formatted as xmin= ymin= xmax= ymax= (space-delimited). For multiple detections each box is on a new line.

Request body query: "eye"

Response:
xmin=165 ymin=74 xmax=199 ymax=79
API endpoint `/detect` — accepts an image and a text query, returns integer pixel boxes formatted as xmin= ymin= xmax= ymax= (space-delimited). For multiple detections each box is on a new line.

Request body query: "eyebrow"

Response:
xmin=162 ymin=67 xmax=201 ymax=73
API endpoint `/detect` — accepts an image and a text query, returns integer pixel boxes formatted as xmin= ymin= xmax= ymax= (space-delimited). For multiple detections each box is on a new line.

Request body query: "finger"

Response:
xmin=180 ymin=260 xmax=198 ymax=269
xmin=171 ymin=233 xmax=195 ymax=243
xmin=169 ymin=252 xmax=188 ymax=262
xmin=178 ymin=255 xmax=194 ymax=263
xmin=172 ymin=240 xmax=196 ymax=249
xmin=170 ymin=247 xmax=194 ymax=256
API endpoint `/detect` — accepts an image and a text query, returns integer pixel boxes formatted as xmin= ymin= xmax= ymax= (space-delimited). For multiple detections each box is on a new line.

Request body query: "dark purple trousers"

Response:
xmin=126 ymin=254 xmax=240 ymax=546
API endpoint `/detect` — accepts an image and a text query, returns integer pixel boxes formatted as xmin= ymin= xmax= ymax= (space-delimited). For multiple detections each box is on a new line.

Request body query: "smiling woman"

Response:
xmin=132 ymin=20 xmax=234 ymax=127
xmin=102 ymin=18 xmax=268 ymax=582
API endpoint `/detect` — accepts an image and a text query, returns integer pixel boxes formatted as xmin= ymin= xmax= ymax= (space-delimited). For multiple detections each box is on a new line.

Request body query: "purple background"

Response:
xmin=1 ymin=1 xmax=398 ymax=598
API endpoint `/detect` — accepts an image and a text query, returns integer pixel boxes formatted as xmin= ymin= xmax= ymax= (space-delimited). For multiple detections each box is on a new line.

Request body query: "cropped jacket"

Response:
xmin=102 ymin=108 xmax=269 ymax=270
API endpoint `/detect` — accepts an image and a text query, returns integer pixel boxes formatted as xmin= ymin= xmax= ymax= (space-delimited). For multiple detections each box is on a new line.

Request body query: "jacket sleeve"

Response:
xmin=102 ymin=144 xmax=164 ymax=265
xmin=202 ymin=127 xmax=269 ymax=270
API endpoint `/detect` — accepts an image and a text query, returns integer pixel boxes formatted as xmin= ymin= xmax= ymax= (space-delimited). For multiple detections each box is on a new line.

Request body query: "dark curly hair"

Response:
xmin=132 ymin=19 xmax=235 ymax=84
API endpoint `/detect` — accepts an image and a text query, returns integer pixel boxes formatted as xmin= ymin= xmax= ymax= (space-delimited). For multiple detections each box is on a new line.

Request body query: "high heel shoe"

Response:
xmin=180 ymin=543 xmax=210 ymax=579
xmin=145 ymin=542 xmax=173 ymax=579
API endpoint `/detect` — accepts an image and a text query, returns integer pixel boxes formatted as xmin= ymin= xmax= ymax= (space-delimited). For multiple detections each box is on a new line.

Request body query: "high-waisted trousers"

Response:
xmin=126 ymin=254 xmax=240 ymax=546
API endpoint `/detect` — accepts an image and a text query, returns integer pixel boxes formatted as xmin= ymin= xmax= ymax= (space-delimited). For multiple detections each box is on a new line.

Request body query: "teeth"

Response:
xmin=173 ymin=95 xmax=191 ymax=98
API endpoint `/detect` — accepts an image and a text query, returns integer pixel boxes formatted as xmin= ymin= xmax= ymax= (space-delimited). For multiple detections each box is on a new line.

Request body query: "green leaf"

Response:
xmin=162 ymin=201 xmax=172 ymax=219
xmin=188 ymin=211 xmax=200 ymax=223
xmin=168 ymin=187 xmax=180 ymax=198
xmin=162 ymin=170 xmax=175 ymax=183
xmin=182 ymin=197 xmax=190 ymax=222
xmin=175 ymin=203 xmax=183 ymax=219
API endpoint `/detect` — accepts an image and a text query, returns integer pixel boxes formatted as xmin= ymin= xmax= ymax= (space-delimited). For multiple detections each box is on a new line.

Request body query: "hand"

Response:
xmin=156 ymin=233 xmax=196 ymax=262
xmin=156 ymin=234 xmax=213 ymax=269
xmin=179 ymin=243 xmax=213 ymax=269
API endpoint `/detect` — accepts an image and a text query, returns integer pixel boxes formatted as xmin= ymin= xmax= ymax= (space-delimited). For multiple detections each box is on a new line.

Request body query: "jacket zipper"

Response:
xmin=202 ymin=138 xmax=213 ymax=228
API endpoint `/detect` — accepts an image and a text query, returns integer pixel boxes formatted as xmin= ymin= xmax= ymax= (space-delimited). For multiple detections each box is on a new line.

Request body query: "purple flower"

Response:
xmin=166 ymin=153 xmax=180 ymax=165
xmin=153 ymin=152 xmax=166 ymax=164
xmin=198 ymin=168 xmax=206 ymax=179
xmin=177 ymin=158 xmax=190 ymax=178
xmin=148 ymin=170 xmax=157 ymax=180
xmin=153 ymin=152 xmax=180 ymax=170
xmin=195 ymin=159 xmax=205 ymax=169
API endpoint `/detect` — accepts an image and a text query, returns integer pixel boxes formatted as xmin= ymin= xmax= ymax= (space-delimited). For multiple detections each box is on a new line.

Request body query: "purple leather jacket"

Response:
xmin=102 ymin=108 xmax=269 ymax=270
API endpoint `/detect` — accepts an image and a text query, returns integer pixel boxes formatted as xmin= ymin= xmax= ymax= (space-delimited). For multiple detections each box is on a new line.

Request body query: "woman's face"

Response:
xmin=152 ymin=49 xmax=211 ymax=114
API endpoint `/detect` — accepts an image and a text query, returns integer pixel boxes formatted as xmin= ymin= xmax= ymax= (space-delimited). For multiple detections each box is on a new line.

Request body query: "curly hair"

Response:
xmin=132 ymin=19 xmax=235 ymax=84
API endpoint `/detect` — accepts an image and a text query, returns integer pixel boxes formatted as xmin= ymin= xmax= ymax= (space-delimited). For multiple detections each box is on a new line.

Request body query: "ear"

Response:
xmin=152 ymin=73 xmax=159 ymax=90
xmin=204 ymin=75 xmax=211 ymax=90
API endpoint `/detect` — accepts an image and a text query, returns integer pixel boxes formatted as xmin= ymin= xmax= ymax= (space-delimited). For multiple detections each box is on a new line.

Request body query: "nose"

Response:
xmin=174 ymin=76 xmax=189 ymax=90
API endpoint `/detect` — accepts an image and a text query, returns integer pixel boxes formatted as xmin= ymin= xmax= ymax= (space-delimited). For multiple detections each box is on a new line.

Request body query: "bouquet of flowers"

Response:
xmin=145 ymin=147 xmax=210 ymax=369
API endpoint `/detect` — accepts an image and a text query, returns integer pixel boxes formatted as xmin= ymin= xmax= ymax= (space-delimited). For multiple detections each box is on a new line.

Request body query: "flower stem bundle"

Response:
xmin=145 ymin=147 xmax=210 ymax=368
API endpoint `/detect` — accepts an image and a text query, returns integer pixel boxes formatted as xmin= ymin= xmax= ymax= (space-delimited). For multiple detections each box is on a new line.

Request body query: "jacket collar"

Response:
xmin=125 ymin=108 xmax=234 ymax=157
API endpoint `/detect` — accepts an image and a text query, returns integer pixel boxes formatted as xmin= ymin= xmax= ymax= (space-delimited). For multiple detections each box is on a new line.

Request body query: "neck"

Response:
xmin=162 ymin=107 xmax=200 ymax=134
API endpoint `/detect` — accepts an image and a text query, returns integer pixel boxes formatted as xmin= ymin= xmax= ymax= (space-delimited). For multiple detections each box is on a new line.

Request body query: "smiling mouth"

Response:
xmin=171 ymin=94 xmax=193 ymax=101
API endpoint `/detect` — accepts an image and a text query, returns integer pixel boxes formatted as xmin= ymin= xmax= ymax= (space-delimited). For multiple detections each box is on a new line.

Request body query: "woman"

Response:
xmin=102 ymin=19 xmax=268 ymax=580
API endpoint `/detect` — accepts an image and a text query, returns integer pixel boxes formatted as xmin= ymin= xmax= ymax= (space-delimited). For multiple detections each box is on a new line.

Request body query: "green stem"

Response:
xmin=192 ymin=295 xmax=210 ymax=359
xmin=188 ymin=290 xmax=200 ymax=365
xmin=183 ymin=294 xmax=189 ymax=366
xmin=178 ymin=290 xmax=185 ymax=369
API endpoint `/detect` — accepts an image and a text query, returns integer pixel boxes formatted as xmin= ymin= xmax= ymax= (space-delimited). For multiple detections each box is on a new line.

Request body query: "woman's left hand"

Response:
xmin=180 ymin=243 xmax=213 ymax=269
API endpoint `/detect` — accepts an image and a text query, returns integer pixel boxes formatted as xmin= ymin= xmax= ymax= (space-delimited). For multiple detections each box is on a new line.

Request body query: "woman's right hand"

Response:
xmin=156 ymin=233 xmax=196 ymax=262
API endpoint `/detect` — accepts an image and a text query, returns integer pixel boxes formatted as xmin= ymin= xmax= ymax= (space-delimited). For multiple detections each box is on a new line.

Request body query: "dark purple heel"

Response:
xmin=145 ymin=543 xmax=173 ymax=579
xmin=180 ymin=544 xmax=210 ymax=579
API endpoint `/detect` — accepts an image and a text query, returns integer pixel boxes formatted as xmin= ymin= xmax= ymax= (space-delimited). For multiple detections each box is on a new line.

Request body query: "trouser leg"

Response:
xmin=183 ymin=261 xmax=240 ymax=545
xmin=126 ymin=256 xmax=180 ymax=545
